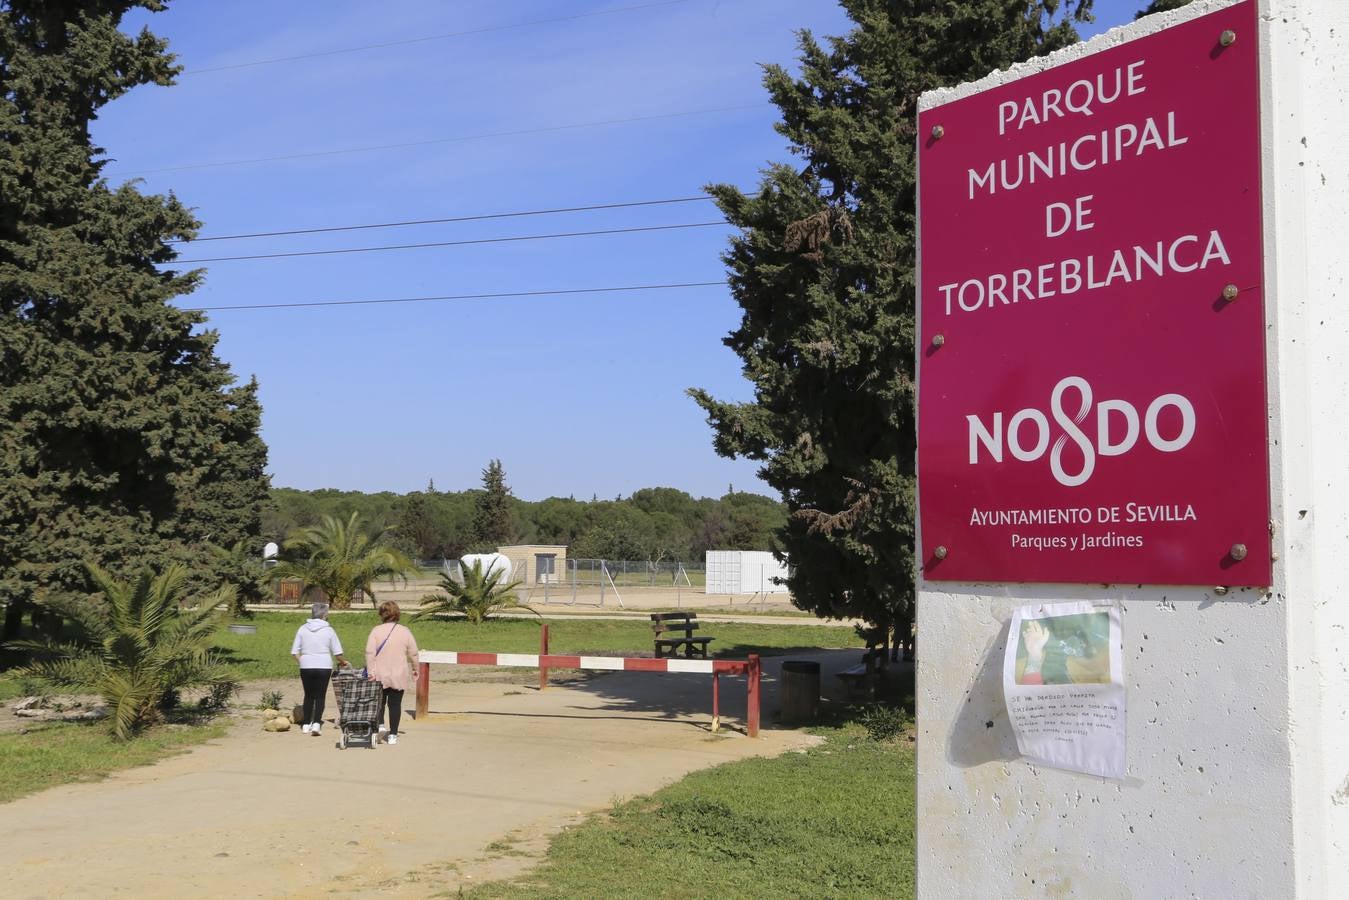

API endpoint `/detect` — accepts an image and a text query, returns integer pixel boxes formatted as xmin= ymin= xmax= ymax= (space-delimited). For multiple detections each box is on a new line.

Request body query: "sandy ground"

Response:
xmin=4 ymin=650 xmax=866 ymax=899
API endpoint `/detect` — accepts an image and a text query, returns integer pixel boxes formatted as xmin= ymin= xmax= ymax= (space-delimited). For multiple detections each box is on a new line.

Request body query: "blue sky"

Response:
xmin=97 ymin=0 xmax=1140 ymax=502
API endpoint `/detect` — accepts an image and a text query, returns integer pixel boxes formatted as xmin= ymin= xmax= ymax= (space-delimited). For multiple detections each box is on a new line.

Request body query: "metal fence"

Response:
xmin=419 ymin=558 xmax=704 ymax=586
xmin=564 ymin=558 xmax=705 ymax=588
xmin=507 ymin=558 xmax=705 ymax=609
xmin=407 ymin=556 xmax=789 ymax=610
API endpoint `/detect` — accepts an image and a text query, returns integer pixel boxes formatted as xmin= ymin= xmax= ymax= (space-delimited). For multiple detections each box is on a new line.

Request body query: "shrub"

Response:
xmin=8 ymin=565 xmax=239 ymax=740
xmin=856 ymin=702 xmax=910 ymax=742
xmin=201 ymin=681 xmax=238 ymax=710
xmin=414 ymin=561 xmax=535 ymax=626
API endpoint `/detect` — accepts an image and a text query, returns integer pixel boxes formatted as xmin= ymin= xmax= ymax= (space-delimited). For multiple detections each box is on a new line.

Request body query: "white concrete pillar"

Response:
xmin=913 ymin=1 xmax=1348 ymax=896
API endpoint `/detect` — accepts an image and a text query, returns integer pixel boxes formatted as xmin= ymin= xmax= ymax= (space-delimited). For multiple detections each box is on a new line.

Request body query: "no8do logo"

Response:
xmin=966 ymin=376 xmax=1195 ymax=487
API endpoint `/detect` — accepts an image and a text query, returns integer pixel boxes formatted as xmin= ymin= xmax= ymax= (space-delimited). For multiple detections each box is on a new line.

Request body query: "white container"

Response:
xmin=704 ymin=550 xmax=789 ymax=594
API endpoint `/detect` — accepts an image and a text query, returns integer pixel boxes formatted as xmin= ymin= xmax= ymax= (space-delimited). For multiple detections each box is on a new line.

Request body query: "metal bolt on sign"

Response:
xmin=931 ymin=333 xmax=945 ymax=348
xmin=930 ymin=124 xmax=945 ymax=140
xmin=1222 ymin=283 xmax=1240 ymax=301
xmin=933 ymin=545 xmax=948 ymax=560
xmin=1229 ymin=543 xmax=1248 ymax=561
xmin=1219 ymin=29 xmax=1237 ymax=47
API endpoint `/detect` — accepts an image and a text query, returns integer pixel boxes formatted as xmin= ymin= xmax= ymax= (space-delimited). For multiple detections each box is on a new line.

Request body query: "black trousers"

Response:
xmin=299 ymin=668 xmax=332 ymax=725
xmin=380 ymin=687 xmax=405 ymax=734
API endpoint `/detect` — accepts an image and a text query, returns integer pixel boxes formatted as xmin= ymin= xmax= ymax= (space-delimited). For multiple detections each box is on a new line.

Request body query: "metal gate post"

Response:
xmin=712 ymin=672 xmax=721 ymax=733
xmin=539 ymin=624 xmax=550 ymax=691
xmin=747 ymin=654 xmax=761 ymax=738
xmin=415 ymin=661 xmax=430 ymax=718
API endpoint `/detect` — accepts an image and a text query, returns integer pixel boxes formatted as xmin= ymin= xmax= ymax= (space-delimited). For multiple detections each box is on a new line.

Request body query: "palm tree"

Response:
xmin=11 ymin=565 xmax=239 ymax=740
xmin=414 ymin=560 xmax=534 ymax=625
xmin=275 ymin=512 xmax=412 ymax=610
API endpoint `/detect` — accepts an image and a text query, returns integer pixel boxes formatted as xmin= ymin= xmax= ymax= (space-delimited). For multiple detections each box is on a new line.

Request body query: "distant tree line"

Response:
xmin=266 ymin=474 xmax=785 ymax=564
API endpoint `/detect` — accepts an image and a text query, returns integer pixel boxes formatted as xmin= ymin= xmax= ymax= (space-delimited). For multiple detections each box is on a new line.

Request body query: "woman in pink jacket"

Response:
xmin=365 ymin=600 xmax=420 ymax=745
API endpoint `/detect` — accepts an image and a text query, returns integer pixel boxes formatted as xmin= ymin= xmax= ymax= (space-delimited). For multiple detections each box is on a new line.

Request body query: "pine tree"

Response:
xmin=1137 ymin=0 xmax=1193 ymax=17
xmin=690 ymin=0 xmax=1092 ymax=645
xmin=396 ymin=489 xmax=457 ymax=560
xmin=470 ymin=459 xmax=516 ymax=550
xmin=0 ymin=1 xmax=270 ymax=638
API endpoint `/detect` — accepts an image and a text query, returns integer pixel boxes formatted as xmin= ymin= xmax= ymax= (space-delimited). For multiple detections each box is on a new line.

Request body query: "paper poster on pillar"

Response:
xmin=1003 ymin=601 xmax=1125 ymax=779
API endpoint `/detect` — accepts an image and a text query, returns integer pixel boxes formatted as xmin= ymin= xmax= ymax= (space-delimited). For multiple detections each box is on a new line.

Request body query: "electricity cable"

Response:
xmin=167 ymin=221 xmax=729 ymax=264
xmin=175 ymin=196 xmax=715 ymax=243
xmin=186 ymin=280 xmax=725 ymax=311
xmin=186 ymin=1 xmax=692 ymax=75
xmin=121 ymin=103 xmax=768 ymax=175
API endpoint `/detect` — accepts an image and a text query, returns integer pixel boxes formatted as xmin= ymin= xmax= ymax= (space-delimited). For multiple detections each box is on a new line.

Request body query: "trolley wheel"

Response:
xmin=339 ymin=732 xmax=348 ymax=750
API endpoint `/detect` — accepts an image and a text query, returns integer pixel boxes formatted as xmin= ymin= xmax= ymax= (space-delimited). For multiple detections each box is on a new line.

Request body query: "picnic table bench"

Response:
xmin=836 ymin=648 xmax=887 ymax=699
xmin=651 ymin=612 xmax=714 ymax=659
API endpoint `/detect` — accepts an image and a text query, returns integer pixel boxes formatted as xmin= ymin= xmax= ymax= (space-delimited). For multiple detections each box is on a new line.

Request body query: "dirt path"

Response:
xmin=4 ymin=651 xmax=860 ymax=898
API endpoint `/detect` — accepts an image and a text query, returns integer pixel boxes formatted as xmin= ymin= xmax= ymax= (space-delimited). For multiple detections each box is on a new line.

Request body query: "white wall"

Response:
xmin=704 ymin=550 xmax=790 ymax=594
xmin=914 ymin=2 xmax=1348 ymax=896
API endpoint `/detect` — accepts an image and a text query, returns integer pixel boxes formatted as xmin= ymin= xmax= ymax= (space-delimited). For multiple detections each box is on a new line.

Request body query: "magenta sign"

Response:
xmin=917 ymin=1 xmax=1269 ymax=586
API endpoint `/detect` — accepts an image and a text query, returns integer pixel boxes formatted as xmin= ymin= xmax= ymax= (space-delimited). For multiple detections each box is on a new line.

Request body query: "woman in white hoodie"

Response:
xmin=290 ymin=602 xmax=348 ymax=736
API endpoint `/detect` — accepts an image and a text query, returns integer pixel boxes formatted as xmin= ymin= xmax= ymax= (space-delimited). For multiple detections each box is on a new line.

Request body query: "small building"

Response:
xmin=497 ymin=544 xmax=569 ymax=584
xmin=705 ymin=550 xmax=790 ymax=594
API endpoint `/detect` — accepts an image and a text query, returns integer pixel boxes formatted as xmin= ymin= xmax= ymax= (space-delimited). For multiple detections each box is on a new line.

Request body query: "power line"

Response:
xmin=176 ymin=196 xmax=714 ymax=243
xmin=168 ymin=221 xmax=730 ymax=264
xmin=186 ymin=1 xmax=692 ymax=75
xmin=187 ymin=280 xmax=725 ymax=311
xmin=121 ymin=103 xmax=768 ymax=176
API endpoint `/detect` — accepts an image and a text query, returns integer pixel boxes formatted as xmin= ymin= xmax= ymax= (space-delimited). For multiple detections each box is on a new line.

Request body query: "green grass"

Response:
xmin=0 ymin=720 xmax=227 ymax=804
xmin=212 ymin=612 xmax=864 ymax=681
xmin=0 ymin=675 xmax=42 ymax=703
xmin=680 ymin=605 xmax=816 ymax=617
xmin=461 ymin=724 xmax=915 ymax=899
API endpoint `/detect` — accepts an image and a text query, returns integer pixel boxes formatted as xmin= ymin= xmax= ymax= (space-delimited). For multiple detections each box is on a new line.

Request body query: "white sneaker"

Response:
xmin=301 ymin=723 xmax=312 ymax=734
xmin=386 ymin=733 xmax=398 ymax=745
xmin=311 ymin=723 xmax=321 ymax=736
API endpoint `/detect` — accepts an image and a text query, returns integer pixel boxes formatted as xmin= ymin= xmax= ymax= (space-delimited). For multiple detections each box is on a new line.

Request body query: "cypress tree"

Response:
xmin=470 ymin=459 xmax=516 ymax=550
xmin=689 ymin=0 xmax=1093 ymax=645
xmin=0 ymin=1 xmax=270 ymax=637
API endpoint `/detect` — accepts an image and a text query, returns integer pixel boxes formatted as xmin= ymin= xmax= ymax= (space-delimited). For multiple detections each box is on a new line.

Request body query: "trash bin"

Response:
xmin=779 ymin=660 xmax=821 ymax=722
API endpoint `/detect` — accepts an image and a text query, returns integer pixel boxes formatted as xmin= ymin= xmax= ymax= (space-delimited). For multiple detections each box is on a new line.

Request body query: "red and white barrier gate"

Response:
xmin=414 ymin=627 xmax=761 ymax=737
